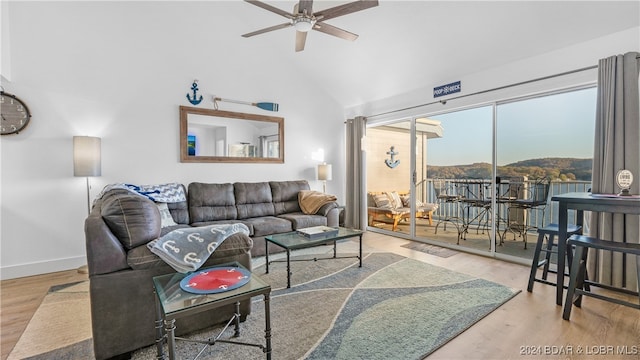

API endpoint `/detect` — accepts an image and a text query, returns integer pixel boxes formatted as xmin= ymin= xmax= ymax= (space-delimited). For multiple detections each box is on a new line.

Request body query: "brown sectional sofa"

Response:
xmin=85 ymin=180 xmax=339 ymax=359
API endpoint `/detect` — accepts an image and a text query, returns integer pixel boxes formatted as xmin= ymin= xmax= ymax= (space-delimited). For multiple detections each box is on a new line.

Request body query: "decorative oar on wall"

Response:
xmin=213 ymin=96 xmax=279 ymax=112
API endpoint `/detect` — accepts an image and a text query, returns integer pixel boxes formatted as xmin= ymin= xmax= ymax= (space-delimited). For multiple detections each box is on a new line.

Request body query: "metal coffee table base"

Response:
xmin=267 ymin=244 xmax=361 ymax=288
xmin=265 ymin=228 xmax=364 ymax=288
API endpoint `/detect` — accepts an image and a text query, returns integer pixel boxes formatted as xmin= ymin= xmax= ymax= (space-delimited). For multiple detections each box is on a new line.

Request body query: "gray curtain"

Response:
xmin=588 ymin=51 xmax=640 ymax=292
xmin=345 ymin=116 xmax=367 ymax=230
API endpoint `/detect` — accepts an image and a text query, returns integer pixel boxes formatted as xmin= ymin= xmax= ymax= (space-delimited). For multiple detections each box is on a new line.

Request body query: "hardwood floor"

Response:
xmin=1 ymin=232 xmax=638 ymax=359
xmin=1 ymin=269 xmax=88 ymax=360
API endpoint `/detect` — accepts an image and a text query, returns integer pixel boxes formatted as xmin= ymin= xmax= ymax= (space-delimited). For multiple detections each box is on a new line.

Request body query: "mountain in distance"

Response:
xmin=427 ymin=157 xmax=592 ymax=181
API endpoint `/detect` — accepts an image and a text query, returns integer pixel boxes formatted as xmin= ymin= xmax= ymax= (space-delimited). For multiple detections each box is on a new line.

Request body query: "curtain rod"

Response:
xmin=366 ymin=64 xmax=599 ymax=119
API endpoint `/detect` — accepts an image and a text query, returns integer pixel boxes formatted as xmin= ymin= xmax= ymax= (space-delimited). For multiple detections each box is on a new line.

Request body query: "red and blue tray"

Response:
xmin=180 ymin=266 xmax=251 ymax=294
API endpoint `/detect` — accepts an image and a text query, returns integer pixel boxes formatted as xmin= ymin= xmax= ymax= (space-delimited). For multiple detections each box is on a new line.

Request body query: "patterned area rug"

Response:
xmin=6 ymin=281 xmax=93 ymax=360
xmin=401 ymin=241 xmax=460 ymax=258
xmin=10 ymin=251 xmax=519 ymax=360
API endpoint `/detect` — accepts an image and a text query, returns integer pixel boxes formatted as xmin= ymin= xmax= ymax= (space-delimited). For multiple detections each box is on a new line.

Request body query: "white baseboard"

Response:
xmin=0 ymin=255 xmax=87 ymax=280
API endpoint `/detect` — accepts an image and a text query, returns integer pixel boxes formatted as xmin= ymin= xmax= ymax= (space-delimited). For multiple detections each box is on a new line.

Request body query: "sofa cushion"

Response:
xmin=371 ymin=193 xmax=392 ymax=209
xmin=127 ymin=232 xmax=253 ymax=270
xmin=234 ymin=182 xmax=275 ymax=219
xmin=278 ymin=213 xmax=327 ymax=229
xmin=188 ymin=182 xmax=237 ymax=223
xmin=270 ymin=180 xmax=309 ymax=215
xmin=167 ymin=184 xmax=189 ymax=224
xmin=242 ymin=216 xmax=292 ymax=237
xmin=101 ymin=194 xmax=161 ymax=250
xmin=386 ymin=191 xmax=403 ymax=209
xmin=157 ymin=203 xmax=178 ymax=227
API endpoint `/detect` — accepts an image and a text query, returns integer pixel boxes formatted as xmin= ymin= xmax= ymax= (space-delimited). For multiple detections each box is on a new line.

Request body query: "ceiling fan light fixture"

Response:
xmin=293 ymin=16 xmax=315 ymax=32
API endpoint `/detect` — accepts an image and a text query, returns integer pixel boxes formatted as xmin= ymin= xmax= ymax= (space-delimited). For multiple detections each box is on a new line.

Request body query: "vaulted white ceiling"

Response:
xmin=229 ymin=1 xmax=639 ymax=107
xmin=4 ymin=1 xmax=639 ymax=110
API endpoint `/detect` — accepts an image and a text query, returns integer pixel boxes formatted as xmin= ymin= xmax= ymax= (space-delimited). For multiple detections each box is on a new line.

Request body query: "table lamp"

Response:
xmin=317 ymin=162 xmax=332 ymax=193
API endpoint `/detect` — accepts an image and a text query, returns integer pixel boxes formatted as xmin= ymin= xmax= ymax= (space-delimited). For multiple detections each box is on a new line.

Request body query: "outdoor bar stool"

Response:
xmin=563 ymin=235 xmax=640 ymax=320
xmin=527 ymin=223 xmax=582 ymax=292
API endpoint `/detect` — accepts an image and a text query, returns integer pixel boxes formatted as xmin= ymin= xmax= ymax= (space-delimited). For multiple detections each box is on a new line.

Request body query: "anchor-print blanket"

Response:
xmin=148 ymin=223 xmax=250 ymax=273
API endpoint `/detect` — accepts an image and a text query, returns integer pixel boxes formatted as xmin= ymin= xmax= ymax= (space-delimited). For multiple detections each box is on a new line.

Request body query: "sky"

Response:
xmin=427 ymin=87 xmax=597 ymax=166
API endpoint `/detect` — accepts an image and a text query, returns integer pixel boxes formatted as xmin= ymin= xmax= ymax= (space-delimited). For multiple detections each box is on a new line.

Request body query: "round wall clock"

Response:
xmin=1 ymin=91 xmax=32 ymax=135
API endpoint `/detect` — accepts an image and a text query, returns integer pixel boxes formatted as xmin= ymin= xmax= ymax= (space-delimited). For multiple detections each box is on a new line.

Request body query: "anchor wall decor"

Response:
xmin=186 ymin=80 xmax=203 ymax=105
xmin=385 ymin=146 xmax=400 ymax=168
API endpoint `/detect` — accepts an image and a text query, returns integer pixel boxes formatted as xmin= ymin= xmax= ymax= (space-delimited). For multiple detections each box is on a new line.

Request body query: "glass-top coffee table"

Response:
xmin=264 ymin=227 xmax=364 ymax=288
xmin=153 ymin=263 xmax=272 ymax=360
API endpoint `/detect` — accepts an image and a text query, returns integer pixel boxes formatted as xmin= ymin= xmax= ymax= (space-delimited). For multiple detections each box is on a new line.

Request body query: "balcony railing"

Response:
xmin=418 ymin=178 xmax=591 ymax=232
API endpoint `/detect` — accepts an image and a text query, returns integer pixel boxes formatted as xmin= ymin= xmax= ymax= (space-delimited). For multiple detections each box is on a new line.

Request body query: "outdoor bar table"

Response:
xmin=551 ymin=192 xmax=640 ymax=305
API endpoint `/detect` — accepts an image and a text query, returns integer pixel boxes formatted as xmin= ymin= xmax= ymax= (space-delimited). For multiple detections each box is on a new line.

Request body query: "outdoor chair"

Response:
xmin=367 ymin=191 xmax=437 ymax=231
xmin=502 ymin=178 xmax=551 ymax=249
xmin=433 ymin=179 xmax=463 ymax=243
xmin=457 ymin=179 xmax=492 ymax=242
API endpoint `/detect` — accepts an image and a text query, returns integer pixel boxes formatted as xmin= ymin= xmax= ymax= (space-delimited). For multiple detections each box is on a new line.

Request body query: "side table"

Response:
xmin=153 ymin=264 xmax=272 ymax=360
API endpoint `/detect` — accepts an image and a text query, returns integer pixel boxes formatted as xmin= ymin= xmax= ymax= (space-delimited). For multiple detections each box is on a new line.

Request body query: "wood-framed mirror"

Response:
xmin=180 ymin=106 xmax=284 ymax=163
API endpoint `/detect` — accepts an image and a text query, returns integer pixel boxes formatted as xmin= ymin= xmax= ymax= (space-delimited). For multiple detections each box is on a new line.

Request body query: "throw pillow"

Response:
xmin=101 ymin=195 xmax=161 ymax=250
xmin=400 ymin=194 xmax=410 ymax=207
xmin=372 ymin=193 xmax=392 ymax=209
xmin=400 ymin=194 xmax=425 ymax=208
xmin=157 ymin=202 xmax=178 ymax=228
xmin=386 ymin=191 xmax=403 ymax=209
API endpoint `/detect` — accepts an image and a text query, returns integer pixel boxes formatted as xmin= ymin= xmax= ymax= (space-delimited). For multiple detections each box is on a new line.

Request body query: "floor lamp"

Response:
xmin=73 ymin=136 xmax=101 ymax=215
xmin=73 ymin=136 xmax=101 ymax=274
xmin=317 ymin=162 xmax=332 ymax=193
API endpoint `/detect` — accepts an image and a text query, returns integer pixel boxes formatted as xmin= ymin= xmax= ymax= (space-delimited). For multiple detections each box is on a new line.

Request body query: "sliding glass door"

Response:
xmin=366 ymin=119 xmax=415 ymax=236
xmin=365 ymin=85 xmax=596 ymax=262
xmin=417 ymin=106 xmax=494 ymax=253
xmin=495 ymin=87 xmax=596 ymax=259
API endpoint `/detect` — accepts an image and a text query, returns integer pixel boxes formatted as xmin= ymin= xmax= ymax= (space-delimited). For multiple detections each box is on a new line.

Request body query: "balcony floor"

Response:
xmin=369 ymin=217 xmax=541 ymax=261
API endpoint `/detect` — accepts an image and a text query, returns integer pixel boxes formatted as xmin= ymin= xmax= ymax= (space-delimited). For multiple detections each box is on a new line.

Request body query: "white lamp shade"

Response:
xmin=317 ymin=163 xmax=332 ymax=181
xmin=73 ymin=136 xmax=101 ymax=177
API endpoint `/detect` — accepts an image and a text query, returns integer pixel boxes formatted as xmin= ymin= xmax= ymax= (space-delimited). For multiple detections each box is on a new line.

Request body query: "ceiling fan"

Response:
xmin=242 ymin=0 xmax=379 ymax=52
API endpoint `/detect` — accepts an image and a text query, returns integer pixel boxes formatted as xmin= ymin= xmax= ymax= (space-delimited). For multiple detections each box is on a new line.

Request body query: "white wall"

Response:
xmin=347 ymin=27 xmax=640 ymax=121
xmin=0 ymin=2 xmax=345 ymax=279
xmin=1 ymin=1 xmax=11 ymax=81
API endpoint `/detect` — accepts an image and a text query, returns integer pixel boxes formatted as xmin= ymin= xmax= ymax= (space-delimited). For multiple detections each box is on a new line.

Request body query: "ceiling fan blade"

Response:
xmin=244 ymin=0 xmax=294 ymax=19
xmin=297 ymin=0 xmax=313 ymax=15
xmin=242 ymin=22 xmax=292 ymax=38
xmin=295 ymin=31 xmax=307 ymax=52
xmin=313 ymin=22 xmax=358 ymax=41
xmin=313 ymin=0 xmax=378 ymax=22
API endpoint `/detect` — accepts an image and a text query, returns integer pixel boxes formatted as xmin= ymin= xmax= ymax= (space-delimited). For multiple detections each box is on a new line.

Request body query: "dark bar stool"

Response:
xmin=527 ymin=223 xmax=582 ymax=292
xmin=563 ymin=235 xmax=640 ymax=320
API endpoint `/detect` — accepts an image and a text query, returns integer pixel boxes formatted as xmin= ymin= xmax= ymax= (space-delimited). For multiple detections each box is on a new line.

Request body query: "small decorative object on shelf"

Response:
xmin=616 ymin=169 xmax=633 ymax=196
xmin=186 ymin=80 xmax=203 ymax=105
xmin=297 ymin=225 xmax=339 ymax=239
